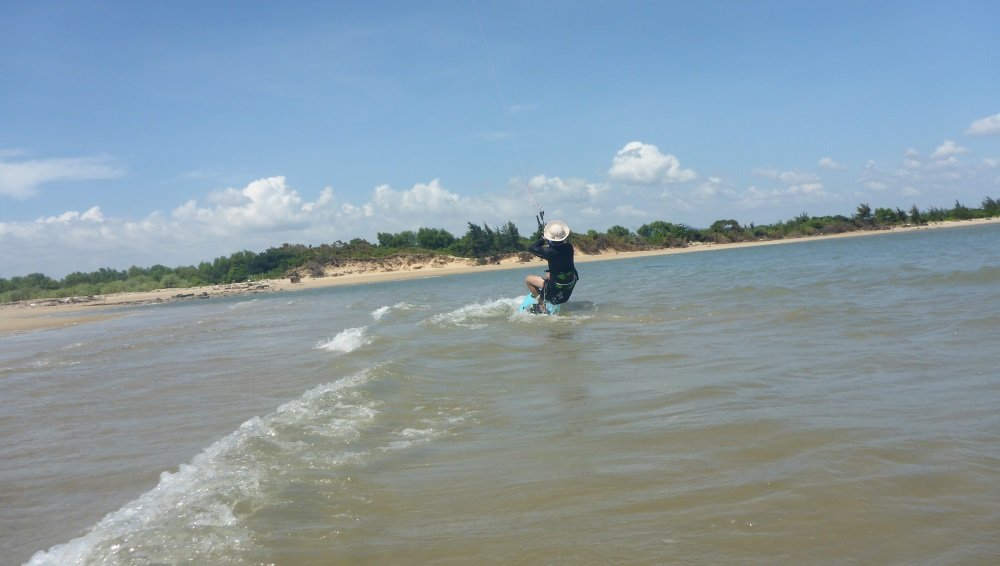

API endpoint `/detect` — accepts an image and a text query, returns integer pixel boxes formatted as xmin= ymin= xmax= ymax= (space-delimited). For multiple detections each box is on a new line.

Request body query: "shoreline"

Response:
xmin=3 ymin=217 xmax=997 ymax=336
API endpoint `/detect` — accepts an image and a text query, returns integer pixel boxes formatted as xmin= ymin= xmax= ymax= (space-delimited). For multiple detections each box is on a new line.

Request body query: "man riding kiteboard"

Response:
xmin=524 ymin=219 xmax=579 ymax=313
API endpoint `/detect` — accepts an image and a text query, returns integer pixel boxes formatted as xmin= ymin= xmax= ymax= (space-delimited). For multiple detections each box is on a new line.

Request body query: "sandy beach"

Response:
xmin=3 ymin=217 xmax=997 ymax=336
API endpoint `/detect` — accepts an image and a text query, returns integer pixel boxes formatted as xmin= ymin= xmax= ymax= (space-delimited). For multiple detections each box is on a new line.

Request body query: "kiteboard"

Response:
xmin=519 ymin=293 xmax=560 ymax=315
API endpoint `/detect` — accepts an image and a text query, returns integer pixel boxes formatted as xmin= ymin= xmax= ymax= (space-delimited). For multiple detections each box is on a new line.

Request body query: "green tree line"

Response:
xmin=3 ymin=196 xmax=998 ymax=304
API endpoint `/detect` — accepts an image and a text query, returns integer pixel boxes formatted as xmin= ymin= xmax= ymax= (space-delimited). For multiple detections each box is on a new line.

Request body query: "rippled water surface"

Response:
xmin=3 ymin=224 xmax=1000 ymax=565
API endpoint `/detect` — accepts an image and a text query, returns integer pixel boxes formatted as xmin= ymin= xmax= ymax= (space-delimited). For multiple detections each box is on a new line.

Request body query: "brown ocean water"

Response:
xmin=3 ymin=223 xmax=1000 ymax=565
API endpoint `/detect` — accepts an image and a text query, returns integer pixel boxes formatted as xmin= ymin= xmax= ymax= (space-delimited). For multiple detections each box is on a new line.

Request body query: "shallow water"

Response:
xmin=3 ymin=223 xmax=1000 ymax=565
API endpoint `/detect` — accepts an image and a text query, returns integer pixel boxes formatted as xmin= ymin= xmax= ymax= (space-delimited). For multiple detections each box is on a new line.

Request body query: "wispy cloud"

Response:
xmin=0 ymin=153 xmax=125 ymax=199
xmin=752 ymin=167 xmax=821 ymax=187
xmin=818 ymin=157 xmax=847 ymax=170
xmin=506 ymin=103 xmax=538 ymax=116
xmin=475 ymin=130 xmax=514 ymax=142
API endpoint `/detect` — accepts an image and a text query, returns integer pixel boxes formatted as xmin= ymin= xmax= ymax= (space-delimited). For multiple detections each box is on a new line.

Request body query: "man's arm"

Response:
xmin=528 ymin=239 xmax=552 ymax=258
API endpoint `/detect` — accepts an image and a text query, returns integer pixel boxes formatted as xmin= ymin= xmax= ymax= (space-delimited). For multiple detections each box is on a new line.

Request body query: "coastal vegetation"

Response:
xmin=3 ymin=197 xmax=998 ymax=304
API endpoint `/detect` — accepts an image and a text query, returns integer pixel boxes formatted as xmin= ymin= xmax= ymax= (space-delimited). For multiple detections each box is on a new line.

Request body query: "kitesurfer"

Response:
xmin=525 ymin=220 xmax=579 ymax=313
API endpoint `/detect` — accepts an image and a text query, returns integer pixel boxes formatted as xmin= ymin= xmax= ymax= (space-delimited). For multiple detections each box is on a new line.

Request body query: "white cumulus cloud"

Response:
xmin=608 ymin=141 xmax=696 ymax=185
xmin=0 ymin=177 xmax=356 ymax=277
xmin=40 ymin=206 xmax=106 ymax=224
xmin=902 ymin=148 xmax=922 ymax=170
xmin=742 ymin=168 xmax=831 ymax=208
xmin=931 ymin=140 xmax=969 ymax=160
xmin=965 ymin=112 xmax=1000 ymax=136
xmin=373 ymin=179 xmax=459 ymax=213
xmin=171 ymin=176 xmax=319 ymax=233
xmin=527 ymin=174 xmax=605 ymax=203
xmin=693 ymin=177 xmax=737 ymax=199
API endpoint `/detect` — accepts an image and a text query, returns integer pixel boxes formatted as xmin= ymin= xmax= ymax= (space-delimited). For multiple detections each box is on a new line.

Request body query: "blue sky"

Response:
xmin=2 ymin=0 xmax=999 ymax=278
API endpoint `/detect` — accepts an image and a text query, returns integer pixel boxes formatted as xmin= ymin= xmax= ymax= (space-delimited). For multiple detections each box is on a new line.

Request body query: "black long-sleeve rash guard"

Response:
xmin=528 ymin=238 xmax=579 ymax=304
xmin=529 ymin=239 xmax=575 ymax=275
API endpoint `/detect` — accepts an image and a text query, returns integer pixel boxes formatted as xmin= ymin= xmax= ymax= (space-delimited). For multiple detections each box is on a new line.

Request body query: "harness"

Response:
xmin=541 ymin=269 xmax=579 ymax=305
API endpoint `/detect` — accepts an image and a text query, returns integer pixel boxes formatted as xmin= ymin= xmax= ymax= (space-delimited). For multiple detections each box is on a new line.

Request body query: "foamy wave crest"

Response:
xmin=371 ymin=301 xmax=419 ymax=321
xmin=227 ymin=299 xmax=257 ymax=310
xmin=383 ymin=426 xmax=441 ymax=451
xmin=27 ymin=370 xmax=378 ymax=566
xmin=315 ymin=327 xmax=372 ymax=353
xmin=425 ymin=297 xmax=521 ymax=328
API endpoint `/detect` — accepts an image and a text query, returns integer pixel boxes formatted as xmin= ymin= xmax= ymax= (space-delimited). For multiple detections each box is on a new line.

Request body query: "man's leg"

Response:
xmin=525 ymin=274 xmax=545 ymax=298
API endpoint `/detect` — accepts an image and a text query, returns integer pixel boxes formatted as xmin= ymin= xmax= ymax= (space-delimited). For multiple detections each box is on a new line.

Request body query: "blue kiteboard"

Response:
xmin=519 ymin=293 xmax=560 ymax=315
